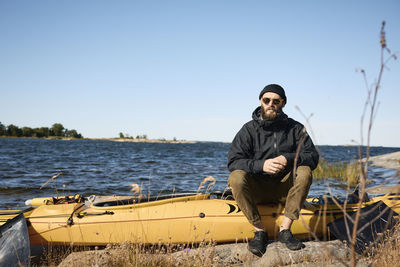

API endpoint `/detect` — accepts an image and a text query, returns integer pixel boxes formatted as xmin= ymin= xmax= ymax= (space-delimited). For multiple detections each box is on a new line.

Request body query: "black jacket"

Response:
xmin=228 ymin=107 xmax=319 ymax=176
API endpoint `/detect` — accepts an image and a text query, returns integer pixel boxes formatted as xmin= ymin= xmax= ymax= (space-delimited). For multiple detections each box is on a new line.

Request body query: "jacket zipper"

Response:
xmin=273 ymin=132 xmax=277 ymax=157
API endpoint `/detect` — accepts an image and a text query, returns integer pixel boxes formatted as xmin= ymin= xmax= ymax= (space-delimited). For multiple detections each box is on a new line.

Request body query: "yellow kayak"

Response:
xmin=1 ymin=193 xmax=399 ymax=246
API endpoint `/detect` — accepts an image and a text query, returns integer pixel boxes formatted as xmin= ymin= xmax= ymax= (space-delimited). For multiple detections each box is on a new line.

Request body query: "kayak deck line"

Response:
xmin=27 ymin=211 xmax=317 ymax=226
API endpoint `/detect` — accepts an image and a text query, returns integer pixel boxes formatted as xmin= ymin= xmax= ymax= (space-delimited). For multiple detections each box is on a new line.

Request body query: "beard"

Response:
xmin=261 ymin=107 xmax=282 ymax=120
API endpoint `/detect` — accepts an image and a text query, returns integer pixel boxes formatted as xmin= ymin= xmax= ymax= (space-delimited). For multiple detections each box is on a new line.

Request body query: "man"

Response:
xmin=227 ymin=84 xmax=319 ymax=257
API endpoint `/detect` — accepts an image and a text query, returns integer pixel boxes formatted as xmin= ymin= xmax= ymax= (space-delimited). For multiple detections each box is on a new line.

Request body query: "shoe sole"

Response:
xmin=248 ymin=247 xmax=265 ymax=257
xmin=281 ymin=242 xmax=305 ymax=251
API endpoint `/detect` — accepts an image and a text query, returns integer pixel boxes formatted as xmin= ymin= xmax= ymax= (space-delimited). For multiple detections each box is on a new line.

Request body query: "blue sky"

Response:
xmin=1 ymin=1 xmax=399 ymax=146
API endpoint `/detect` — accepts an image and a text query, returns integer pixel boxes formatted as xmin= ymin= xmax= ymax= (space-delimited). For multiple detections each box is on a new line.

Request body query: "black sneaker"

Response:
xmin=278 ymin=229 xmax=305 ymax=250
xmin=248 ymin=231 xmax=268 ymax=257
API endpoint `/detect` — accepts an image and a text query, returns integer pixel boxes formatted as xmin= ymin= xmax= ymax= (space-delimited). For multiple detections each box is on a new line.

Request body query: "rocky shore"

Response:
xmin=58 ymin=238 xmax=374 ymax=267
xmin=363 ymin=151 xmax=400 ymax=170
xmin=363 ymin=151 xmax=400 ymax=195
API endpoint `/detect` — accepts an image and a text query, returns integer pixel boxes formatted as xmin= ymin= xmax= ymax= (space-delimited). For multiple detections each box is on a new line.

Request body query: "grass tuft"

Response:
xmin=369 ymin=223 xmax=400 ymax=266
xmin=312 ymin=159 xmax=361 ymax=186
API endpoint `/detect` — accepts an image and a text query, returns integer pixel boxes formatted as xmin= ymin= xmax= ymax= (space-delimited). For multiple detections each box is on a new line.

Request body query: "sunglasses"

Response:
xmin=262 ymin=97 xmax=282 ymax=105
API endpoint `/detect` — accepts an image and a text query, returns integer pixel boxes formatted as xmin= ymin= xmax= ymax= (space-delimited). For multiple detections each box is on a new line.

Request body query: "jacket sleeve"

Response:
xmin=227 ymin=125 xmax=265 ymax=174
xmin=282 ymin=124 xmax=319 ymax=170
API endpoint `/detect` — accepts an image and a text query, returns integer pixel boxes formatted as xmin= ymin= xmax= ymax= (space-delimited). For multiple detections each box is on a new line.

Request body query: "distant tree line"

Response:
xmin=0 ymin=122 xmax=83 ymax=138
xmin=118 ymin=132 xmax=147 ymax=139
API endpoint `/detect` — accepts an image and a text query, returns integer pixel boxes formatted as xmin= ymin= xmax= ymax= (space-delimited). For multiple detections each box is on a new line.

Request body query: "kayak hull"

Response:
xmin=2 ymin=194 xmax=400 ymax=246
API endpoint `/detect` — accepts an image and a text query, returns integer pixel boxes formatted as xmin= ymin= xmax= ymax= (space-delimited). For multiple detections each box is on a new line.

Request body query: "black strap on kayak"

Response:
xmin=76 ymin=211 xmax=114 ymax=219
xmin=66 ymin=203 xmax=85 ymax=226
xmin=66 ymin=204 xmax=114 ymax=225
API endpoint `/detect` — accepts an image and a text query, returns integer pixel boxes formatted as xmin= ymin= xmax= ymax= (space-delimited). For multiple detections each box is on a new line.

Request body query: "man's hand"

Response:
xmin=263 ymin=155 xmax=287 ymax=174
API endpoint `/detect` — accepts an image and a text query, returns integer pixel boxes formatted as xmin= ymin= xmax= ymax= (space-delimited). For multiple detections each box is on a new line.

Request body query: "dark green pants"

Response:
xmin=228 ymin=166 xmax=312 ymax=225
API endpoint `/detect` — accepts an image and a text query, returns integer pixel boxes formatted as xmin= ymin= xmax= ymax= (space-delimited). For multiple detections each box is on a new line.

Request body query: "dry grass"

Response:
xmin=34 ymin=245 xmax=92 ymax=267
xmin=312 ymin=159 xmax=361 ymax=186
xmin=369 ymin=223 xmax=400 ymax=266
xmin=39 ymin=242 xmax=226 ymax=267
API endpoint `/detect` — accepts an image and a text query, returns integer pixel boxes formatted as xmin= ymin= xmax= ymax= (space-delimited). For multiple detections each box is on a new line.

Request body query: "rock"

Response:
xmin=366 ymin=185 xmax=400 ymax=195
xmin=169 ymin=239 xmax=350 ymax=267
xmin=58 ymin=249 xmax=111 ymax=267
xmin=362 ymin=151 xmax=400 ymax=170
xmin=58 ymin=244 xmax=166 ymax=267
xmin=360 ymin=151 xmax=400 ymax=194
xmin=170 ymin=243 xmax=256 ymax=266
xmin=281 ymin=259 xmax=370 ymax=267
xmin=58 ymin=239 xmax=352 ymax=267
xmin=249 ymin=240 xmax=350 ymax=267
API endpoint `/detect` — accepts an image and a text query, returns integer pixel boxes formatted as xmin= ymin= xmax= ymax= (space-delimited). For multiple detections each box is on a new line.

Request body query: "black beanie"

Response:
xmin=259 ymin=84 xmax=287 ymax=103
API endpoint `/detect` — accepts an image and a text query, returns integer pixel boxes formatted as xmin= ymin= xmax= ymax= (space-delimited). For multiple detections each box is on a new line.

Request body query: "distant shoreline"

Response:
xmin=0 ymin=136 xmax=197 ymax=144
xmin=93 ymin=138 xmax=197 ymax=144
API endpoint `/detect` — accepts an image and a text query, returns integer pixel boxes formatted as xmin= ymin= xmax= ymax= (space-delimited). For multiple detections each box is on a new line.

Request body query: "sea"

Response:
xmin=0 ymin=138 xmax=399 ymax=209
